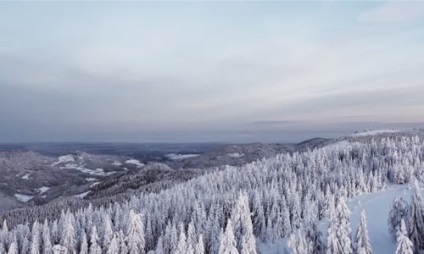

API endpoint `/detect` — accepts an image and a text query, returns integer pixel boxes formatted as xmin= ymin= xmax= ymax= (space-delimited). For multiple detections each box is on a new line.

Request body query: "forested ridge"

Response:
xmin=1 ymin=134 xmax=424 ymax=254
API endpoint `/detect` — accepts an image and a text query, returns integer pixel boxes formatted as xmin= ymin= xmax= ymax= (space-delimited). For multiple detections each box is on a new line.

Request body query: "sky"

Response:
xmin=1 ymin=1 xmax=424 ymax=143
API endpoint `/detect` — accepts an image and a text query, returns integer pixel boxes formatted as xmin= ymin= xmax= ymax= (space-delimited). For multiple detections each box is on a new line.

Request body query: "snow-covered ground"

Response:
xmin=14 ymin=194 xmax=33 ymax=202
xmin=51 ymin=154 xmax=75 ymax=166
xmin=90 ymin=182 xmax=100 ymax=188
xmin=74 ymin=191 xmax=91 ymax=199
xmin=352 ymin=129 xmax=400 ymax=137
xmin=21 ymin=173 xmax=30 ymax=180
xmin=125 ymin=159 xmax=144 ymax=167
xmin=165 ymin=153 xmax=199 ymax=160
xmin=227 ymin=153 xmax=245 ymax=158
xmin=60 ymin=163 xmax=115 ymax=176
xmin=38 ymin=186 xmax=50 ymax=194
xmin=260 ymin=184 xmax=416 ymax=254
xmin=322 ymin=140 xmax=355 ymax=152
xmin=112 ymin=161 xmax=123 ymax=166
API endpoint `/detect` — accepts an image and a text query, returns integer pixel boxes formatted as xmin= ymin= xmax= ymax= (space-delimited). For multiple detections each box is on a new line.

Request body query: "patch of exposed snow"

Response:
xmin=112 ymin=161 xmax=122 ymax=166
xmin=21 ymin=173 xmax=30 ymax=180
xmin=90 ymin=182 xmax=100 ymax=188
xmin=165 ymin=153 xmax=199 ymax=160
xmin=51 ymin=154 xmax=75 ymax=166
xmin=258 ymin=239 xmax=288 ymax=254
xmin=85 ymin=177 xmax=98 ymax=182
xmin=14 ymin=194 xmax=33 ymax=202
xmin=227 ymin=153 xmax=244 ymax=158
xmin=38 ymin=186 xmax=50 ymax=194
xmin=74 ymin=191 xmax=91 ymax=199
xmin=352 ymin=129 xmax=400 ymax=137
xmin=322 ymin=140 xmax=365 ymax=153
xmin=125 ymin=159 xmax=144 ymax=167
xmin=60 ymin=164 xmax=116 ymax=176
xmin=322 ymin=140 xmax=354 ymax=152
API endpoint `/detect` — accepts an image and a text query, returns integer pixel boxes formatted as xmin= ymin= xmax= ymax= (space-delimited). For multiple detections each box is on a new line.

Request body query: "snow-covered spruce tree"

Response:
xmin=30 ymin=220 xmax=41 ymax=254
xmin=326 ymin=197 xmax=353 ymax=254
xmin=102 ymin=213 xmax=114 ymax=249
xmin=154 ymin=236 xmax=164 ymax=254
xmin=187 ymin=221 xmax=197 ymax=251
xmin=396 ymin=219 xmax=414 ymax=254
xmin=7 ymin=240 xmax=18 ymax=254
xmin=79 ymin=232 xmax=88 ymax=254
xmin=231 ymin=192 xmax=257 ymax=254
xmin=219 ymin=219 xmax=239 ymax=254
xmin=61 ymin=213 xmax=76 ymax=254
xmin=107 ymin=234 xmax=119 ymax=254
xmin=195 ymin=234 xmax=205 ymax=254
xmin=288 ymin=228 xmax=312 ymax=254
xmin=127 ymin=210 xmax=145 ymax=254
xmin=89 ymin=226 xmax=101 ymax=254
xmin=354 ymin=210 xmax=372 ymax=254
xmin=408 ymin=180 xmax=424 ymax=250
xmin=388 ymin=197 xmax=409 ymax=240
xmin=305 ymin=223 xmax=324 ymax=254
xmin=0 ymin=240 xmax=5 ymax=254
xmin=175 ymin=223 xmax=190 ymax=254
xmin=42 ymin=220 xmax=53 ymax=254
xmin=1 ymin=220 xmax=9 ymax=252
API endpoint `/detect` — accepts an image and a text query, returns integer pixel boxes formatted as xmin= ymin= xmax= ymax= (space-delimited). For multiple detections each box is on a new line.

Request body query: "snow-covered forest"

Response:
xmin=1 ymin=133 xmax=424 ymax=254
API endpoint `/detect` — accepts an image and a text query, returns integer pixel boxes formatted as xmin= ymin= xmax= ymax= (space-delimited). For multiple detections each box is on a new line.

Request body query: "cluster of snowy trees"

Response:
xmin=290 ymin=196 xmax=372 ymax=254
xmin=388 ymin=179 xmax=424 ymax=254
xmin=1 ymin=135 xmax=424 ymax=253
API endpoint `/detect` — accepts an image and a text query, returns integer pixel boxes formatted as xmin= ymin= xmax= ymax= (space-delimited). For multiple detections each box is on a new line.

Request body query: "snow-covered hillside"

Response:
xmin=260 ymin=184 xmax=418 ymax=254
xmin=1 ymin=130 xmax=424 ymax=254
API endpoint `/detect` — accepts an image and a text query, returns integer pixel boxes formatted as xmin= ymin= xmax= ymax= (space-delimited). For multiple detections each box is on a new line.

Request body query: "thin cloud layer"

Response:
xmin=358 ymin=1 xmax=424 ymax=23
xmin=0 ymin=2 xmax=423 ymax=142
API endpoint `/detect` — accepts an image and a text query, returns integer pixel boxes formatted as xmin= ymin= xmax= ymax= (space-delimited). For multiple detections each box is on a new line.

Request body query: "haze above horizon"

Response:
xmin=1 ymin=1 xmax=424 ymax=143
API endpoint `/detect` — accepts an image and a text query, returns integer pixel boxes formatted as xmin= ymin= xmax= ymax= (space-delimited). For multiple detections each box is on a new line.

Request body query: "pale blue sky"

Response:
xmin=1 ymin=1 xmax=424 ymax=142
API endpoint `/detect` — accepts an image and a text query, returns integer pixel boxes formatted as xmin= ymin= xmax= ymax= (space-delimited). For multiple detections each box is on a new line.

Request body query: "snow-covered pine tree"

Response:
xmin=388 ymin=197 xmax=409 ymax=239
xmin=42 ymin=220 xmax=53 ymax=254
xmin=7 ymin=241 xmax=18 ymax=254
xmin=61 ymin=213 xmax=76 ymax=254
xmin=354 ymin=210 xmax=372 ymax=254
xmin=107 ymin=234 xmax=119 ymax=254
xmin=305 ymin=223 xmax=323 ymax=254
xmin=51 ymin=220 xmax=60 ymax=245
xmin=326 ymin=197 xmax=353 ymax=254
xmin=102 ymin=214 xmax=114 ymax=249
xmin=30 ymin=221 xmax=41 ymax=254
xmin=118 ymin=230 xmax=128 ymax=254
xmin=127 ymin=210 xmax=145 ymax=254
xmin=187 ymin=221 xmax=197 ymax=250
xmin=219 ymin=220 xmax=239 ymax=254
xmin=0 ymin=240 xmax=5 ymax=254
xmin=195 ymin=234 xmax=205 ymax=254
xmin=174 ymin=223 xmax=188 ymax=254
xmin=408 ymin=179 xmax=424 ymax=250
xmin=79 ymin=232 xmax=88 ymax=254
xmin=89 ymin=226 xmax=101 ymax=254
xmin=396 ymin=219 xmax=414 ymax=254
xmin=154 ymin=236 xmax=164 ymax=254
xmin=288 ymin=228 xmax=312 ymax=254
xmin=1 ymin=220 xmax=9 ymax=251
xmin=231 ymin=192 xmax=257 ymax=254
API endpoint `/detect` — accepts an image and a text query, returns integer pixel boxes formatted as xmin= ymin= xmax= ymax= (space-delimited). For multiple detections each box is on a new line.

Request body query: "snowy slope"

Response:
xmin=352 ymin=129 xmax=400 ymax=137
xmin=260 ymin=184 xmax=417 ymax=254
